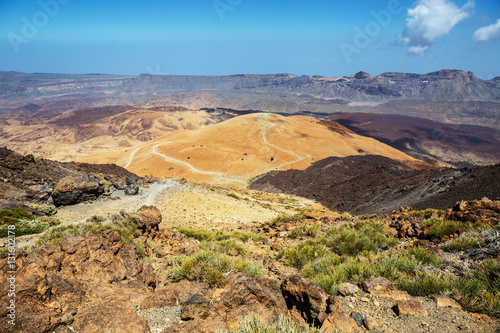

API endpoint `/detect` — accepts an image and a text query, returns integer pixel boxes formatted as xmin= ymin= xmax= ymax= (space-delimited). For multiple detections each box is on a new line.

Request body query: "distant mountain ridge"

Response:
xmin=1 ymin=69 xmax=499 ymax=102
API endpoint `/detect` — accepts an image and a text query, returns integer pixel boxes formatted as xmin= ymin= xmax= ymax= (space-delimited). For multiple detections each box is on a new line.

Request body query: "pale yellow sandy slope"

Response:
xmin=76 ymin=113 xmax=427 ymax=184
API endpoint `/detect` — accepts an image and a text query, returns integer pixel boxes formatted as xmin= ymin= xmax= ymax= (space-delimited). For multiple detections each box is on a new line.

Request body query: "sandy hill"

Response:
xmin=76 ymin=113 xmax=429 ymax=184
xmin=0 ymin=106 xmax=221 ymax=161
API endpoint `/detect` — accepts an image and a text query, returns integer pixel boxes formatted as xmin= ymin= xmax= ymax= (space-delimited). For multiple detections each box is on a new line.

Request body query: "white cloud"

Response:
xmin=473 ymin=18 xmax=500 ymax=42
xmin=401 ymin=0 xmax=474 ymax=55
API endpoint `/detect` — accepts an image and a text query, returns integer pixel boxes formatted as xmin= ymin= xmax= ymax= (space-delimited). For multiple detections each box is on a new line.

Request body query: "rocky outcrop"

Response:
xmin=280 ymin=274 xmax=328 ymax=325
xmin=52 ymin=174 xmax=104 ymax=206
xmin=0 ymin=146 xmax=142 ymax=206
xmin=448 ymin=198 xmax=500 ymax=225
xmin=167 ymin=273 xmax=289 ymax=332
xmin=0 ymin=230 xmax=156 ymax=333
xmin=136 ymin=205 xmax=162 ymax=236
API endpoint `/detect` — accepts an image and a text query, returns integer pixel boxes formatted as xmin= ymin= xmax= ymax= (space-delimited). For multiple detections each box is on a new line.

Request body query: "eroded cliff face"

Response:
xmin=2 ymin=69 xmax=499 ymax=103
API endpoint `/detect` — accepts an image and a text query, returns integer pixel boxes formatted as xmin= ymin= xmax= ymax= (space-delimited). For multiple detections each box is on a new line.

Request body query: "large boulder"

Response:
xmin=167 ymin=273 xmax=288 ymax=332
xmin=280 ymin=275 xmax=328 ymax=325
xmin=136 ymin=205 xmax=162 ymax=236
xmin=52 ymin=174 xmax=103 ymax=206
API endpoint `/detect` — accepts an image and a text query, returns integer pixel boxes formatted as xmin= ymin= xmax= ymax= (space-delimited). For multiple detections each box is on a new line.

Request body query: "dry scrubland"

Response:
xmin=1 ymin=178 xmax=499 ymax=332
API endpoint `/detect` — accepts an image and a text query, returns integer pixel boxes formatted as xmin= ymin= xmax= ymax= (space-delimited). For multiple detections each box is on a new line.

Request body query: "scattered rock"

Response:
xmin=350 ymin=311 xmax=365 ymax=327
xmin=337 ymin=282 xmax=361 ymax=297
xmin=361 ymin=276 xmax=410 ymax=300
xmin=125 ymin=185 xmax=140 ymax=195
xmin=392 ymin=300 xmax=429 ymax=317
xmin=430 ymin=295 xmax=462 ymax=310
xmin=181 ymin=294 xmax=211 ymax=320
xmin=281 ymin=274 xmax=328 ymax=324
xmin=364 ymin=316 xmax=377 ymax=330
xmin=61 ymin=312 xmax=74 ymax=324
xmin=321 ymin=311 xmax=358 ymax=333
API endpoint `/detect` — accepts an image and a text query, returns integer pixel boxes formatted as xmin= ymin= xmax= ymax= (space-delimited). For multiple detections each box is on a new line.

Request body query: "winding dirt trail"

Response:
xmin=151 ymin=145 xmax=247 ymax=185
xmin=255 ymin=113 xmax=312 ymax=175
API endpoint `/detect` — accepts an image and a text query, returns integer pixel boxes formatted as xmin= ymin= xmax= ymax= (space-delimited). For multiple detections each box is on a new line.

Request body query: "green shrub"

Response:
xmin=408 ymin=209 xmax=446 ymax=217
xmin=200 ymin=239 xmax=247 ymax=256
xmin=170 ymin=251 xmax=263 ymax=287
xmin=37 ymin=205 xmax=58 ymax=216
xmin=223 ymin=314 xmax=327 ymax=333
xmin=406 ymin=246 xmax=441 ymax=267
xmin=442 ymin=236 xmax=485 ymax=251
xmin=134 ymin=240 xmax=145 ymax=257
xmin=397 ymin=271 xmax=451 ymax=296
xmin=428 ymin=220 xmax=465 ymax=237
xmin=227 ymin=192 xmax=240 ymax=200
xmin=421 ymin=217 xmax=443 ymax=228
xmin=175 ymin=227 xmax=214 ymax=241
xmin=0 ymin=216 xmax=61 ymax=237
xmin=86 ymin=215 xmax=106 ymax=223
xmin=340 ymin=212 xmax=353 ymax=220
xmin=34 ymin=211 xmax=141 ymax=247
xmin=270 ymin=214 xmax=304 ymax=227
xmin=276 ymin=240 xmax=329 ymax=268
xmin=328 ymin=222 xmax=399 ymax=256
xmin=303 ymin=255 xmax=373 ymax=295
xmin=288 ymin=223 xmax=320 ymax=239
xmin=0 ymin=208 xmax=34 ymax=226
xmin=228 ymin=231 xmax=267 ymax=243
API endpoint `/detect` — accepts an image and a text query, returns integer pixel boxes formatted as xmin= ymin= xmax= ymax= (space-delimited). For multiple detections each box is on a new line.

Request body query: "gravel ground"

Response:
xmin=137 ymin=305 xmax=181 ymax=332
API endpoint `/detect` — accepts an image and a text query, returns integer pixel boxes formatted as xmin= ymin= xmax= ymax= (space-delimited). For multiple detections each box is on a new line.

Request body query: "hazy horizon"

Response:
xmin=1 ymin=0 xmax=500 ymax=79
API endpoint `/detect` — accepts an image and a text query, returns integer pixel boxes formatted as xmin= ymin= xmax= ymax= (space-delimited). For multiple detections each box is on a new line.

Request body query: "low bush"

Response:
xmin=0 ymin=208 xmax=34 ymax=226
xmin=397 ymin=271 xmax=451 ymax=296
xmin=303 ymin=255 xmax=372 ymax=295
xmin=276 ymin=240 xmax=329 ymax=268
xmin=170 ymin=250 xmax=263 ymax=287
xmin=199 ymin=239 xmax=247 ymax=256
xmin=226 ymin=192 xmax=240 ymax=200
xmin=428 ymin=219 xmax=465 ymax=237
xmin=269 ymin=214 xmax=304 ymax=227
xmin=33 ymin=211 xmax=141 ymax=247
xmin=442 ymin=236 xmax=486 ymax=251
xmin=175 ymin=227 xmax=266 ymax=243
xmin=224 ymin=314 xmax=328 ymax=333
xmin=408 ymin=209 xmax=446 ymax=217
xmin=287 ymin=223 xmax=320 ymax=239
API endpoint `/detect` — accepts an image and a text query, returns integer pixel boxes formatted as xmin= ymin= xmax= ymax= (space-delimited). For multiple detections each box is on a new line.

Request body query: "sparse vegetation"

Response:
xmin=223 ymin=314 xmax=328 ymax=333
xmin=0 ymin=208 xmax=62 ymax=237
xmin=287 ymin=223 xmax=320 ymax=239
xmin=408 ymin=208 xmax=447 ymax=217
xmin=199 ymin=239 xmax=248 ymax=256
xmin=442 ymin=235 xmax=486 ymax=251
xmin=32 ymin=211 xmax=141 ymax=248
xmin=340 ymin=212 xmax=353 ymax=220
xmin=174 ymin=227 xmax=266 ymax=243
xmin=269 ymin=214 xmax=304 ymax=227
xmin=277 ymin=240 xmax=330 ymax=268
xmin=170 ymin=250 xmax=263 ymax=287
xmin=227 ymin=192 xmax=240 ymax=200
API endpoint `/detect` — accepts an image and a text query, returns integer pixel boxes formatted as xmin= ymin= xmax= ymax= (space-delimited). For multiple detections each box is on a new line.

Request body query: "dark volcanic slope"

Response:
xmin=249 ymin=155 xmax=500 ymax=215
xmin=330 ymin=112 xmax=500 ymax=167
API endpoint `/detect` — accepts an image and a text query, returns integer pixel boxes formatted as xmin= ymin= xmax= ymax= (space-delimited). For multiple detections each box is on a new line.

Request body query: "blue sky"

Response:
xmin=0 ymin=0 xmax=499 ymax=78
